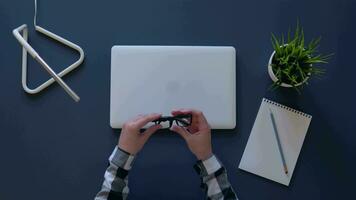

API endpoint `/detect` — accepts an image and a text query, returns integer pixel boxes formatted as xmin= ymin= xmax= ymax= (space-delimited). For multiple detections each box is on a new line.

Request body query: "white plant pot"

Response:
xmin=268 ymin=50 xmax=309 ymax=88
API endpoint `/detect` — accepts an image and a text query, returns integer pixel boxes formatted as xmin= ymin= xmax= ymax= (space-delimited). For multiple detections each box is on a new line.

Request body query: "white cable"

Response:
xmin=34 ymin=0 xmax=38 ymax=26
xmin=12 ymin=0 xmax=85 ymax=102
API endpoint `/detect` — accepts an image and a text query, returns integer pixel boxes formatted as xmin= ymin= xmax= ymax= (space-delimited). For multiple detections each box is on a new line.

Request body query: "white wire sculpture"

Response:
xmin=12 ymin=0 xmax=85 ymax=102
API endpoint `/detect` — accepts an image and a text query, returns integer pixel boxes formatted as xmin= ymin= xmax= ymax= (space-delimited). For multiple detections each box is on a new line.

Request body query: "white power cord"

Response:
xmin=12 ymin=0 xmax=85 ymax=102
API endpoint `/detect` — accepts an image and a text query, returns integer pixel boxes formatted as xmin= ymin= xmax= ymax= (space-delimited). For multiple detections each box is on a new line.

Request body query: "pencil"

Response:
xmin=269 ymin=108 xmax=289 ymax=175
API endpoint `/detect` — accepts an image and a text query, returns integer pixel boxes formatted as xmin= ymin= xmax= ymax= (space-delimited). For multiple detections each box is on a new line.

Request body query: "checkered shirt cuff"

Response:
xmin=194 ymin=155 xmax=222 ymax=176
xmin=109 ymin=146 xmax=136 ymax=170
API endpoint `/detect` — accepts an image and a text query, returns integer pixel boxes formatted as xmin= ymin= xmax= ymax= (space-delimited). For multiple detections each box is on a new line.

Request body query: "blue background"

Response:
xmin=0 ymin=0 xmax=355 ymax=199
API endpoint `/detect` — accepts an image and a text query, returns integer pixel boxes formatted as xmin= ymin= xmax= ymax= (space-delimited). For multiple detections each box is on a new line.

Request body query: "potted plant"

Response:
xmin=268 ymin=23 xmax=332 ymax=91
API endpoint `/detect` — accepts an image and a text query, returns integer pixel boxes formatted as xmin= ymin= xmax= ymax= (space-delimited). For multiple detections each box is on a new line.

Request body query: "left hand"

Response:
xmin=118 ymin=113 xmax=162 ymax=154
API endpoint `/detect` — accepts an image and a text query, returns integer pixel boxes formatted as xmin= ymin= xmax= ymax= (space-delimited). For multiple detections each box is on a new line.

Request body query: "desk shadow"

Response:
xmin=292 ymin=89 xmax=352 ymax=195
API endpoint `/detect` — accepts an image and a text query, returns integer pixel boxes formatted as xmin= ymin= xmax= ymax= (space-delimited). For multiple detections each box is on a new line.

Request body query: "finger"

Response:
xmin=129 ymin=114 xmax=145 ymax=122
xmin=171 ymin=108 xmax=192 ymax=116
xmin=170 ymin=125 xmax=190 ymax=140
xmin=171 ymin=109 xmax=209 ymax=126
xmin=142 ymin=124 xmax=162 ymax=139
xmin=132 ymin=114 xmax=145 ymax=122
xmin=172 ymin=108 xmax=202 ymax=118
xmin=194 ymin=110 xmax=209 ymax=126
xmin=136 ymin=113 xmax=161 ymax=128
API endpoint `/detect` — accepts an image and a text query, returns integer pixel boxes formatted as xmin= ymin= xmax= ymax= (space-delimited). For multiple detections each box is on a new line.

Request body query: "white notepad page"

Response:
xmin=239 ymin=98 xmax=312 ymax=186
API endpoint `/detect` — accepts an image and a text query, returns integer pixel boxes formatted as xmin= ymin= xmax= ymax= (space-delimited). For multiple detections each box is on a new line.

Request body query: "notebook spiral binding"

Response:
xmin=263 ymin=98 xmax=312 ymax=119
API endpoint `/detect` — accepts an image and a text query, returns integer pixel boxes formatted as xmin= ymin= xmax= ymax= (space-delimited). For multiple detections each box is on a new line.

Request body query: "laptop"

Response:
xmin=110 ymin=45 xmax=236 ymax=129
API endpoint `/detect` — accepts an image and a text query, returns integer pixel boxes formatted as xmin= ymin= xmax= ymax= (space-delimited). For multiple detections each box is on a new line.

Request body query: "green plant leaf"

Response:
xmin=270 ymin=21 xmax=332 ymax=93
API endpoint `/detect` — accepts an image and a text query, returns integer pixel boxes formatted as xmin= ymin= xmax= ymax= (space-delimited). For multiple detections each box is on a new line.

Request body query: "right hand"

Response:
xmin=170 ymin=109 xmax=213 ymax=161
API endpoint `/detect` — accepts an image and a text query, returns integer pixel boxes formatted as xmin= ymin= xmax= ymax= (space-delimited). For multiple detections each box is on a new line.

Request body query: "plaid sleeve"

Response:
xmin=95 ymin=146 xmax=135 ymax=200
xmin=194 ymin=155 xmax=238 ymax=200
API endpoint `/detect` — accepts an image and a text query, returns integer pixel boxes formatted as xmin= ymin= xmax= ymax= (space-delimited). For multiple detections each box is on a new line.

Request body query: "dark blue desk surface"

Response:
xmin=1 ymin=0 xmax=355 ymax=199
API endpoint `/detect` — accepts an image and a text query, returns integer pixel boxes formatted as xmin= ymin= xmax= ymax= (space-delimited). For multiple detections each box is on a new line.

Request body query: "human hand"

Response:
xmin=170 ymin=109 xmax=213 ymax=160
xmin=118 ymin=113 xmax=162 ymax=155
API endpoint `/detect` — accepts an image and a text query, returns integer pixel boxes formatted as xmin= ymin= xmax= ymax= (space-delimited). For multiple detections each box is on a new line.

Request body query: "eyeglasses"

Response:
xmin=152 ymin=114 xmax=192 ymax=128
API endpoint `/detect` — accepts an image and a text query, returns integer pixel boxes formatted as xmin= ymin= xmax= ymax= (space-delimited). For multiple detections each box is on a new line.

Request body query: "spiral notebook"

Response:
xmin=239 ymin=98 xmax=312 ymax=186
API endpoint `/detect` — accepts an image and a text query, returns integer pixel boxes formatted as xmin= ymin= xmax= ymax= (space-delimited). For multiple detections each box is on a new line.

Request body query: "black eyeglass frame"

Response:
xmin=152 ymin=114 xmax=192 ymax=128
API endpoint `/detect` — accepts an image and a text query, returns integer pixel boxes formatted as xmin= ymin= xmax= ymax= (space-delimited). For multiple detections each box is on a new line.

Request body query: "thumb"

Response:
xmin=142 ymin=124 xmax=161 ymax=140
xmin=170 ymin=125 xmax=189 ymax=140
